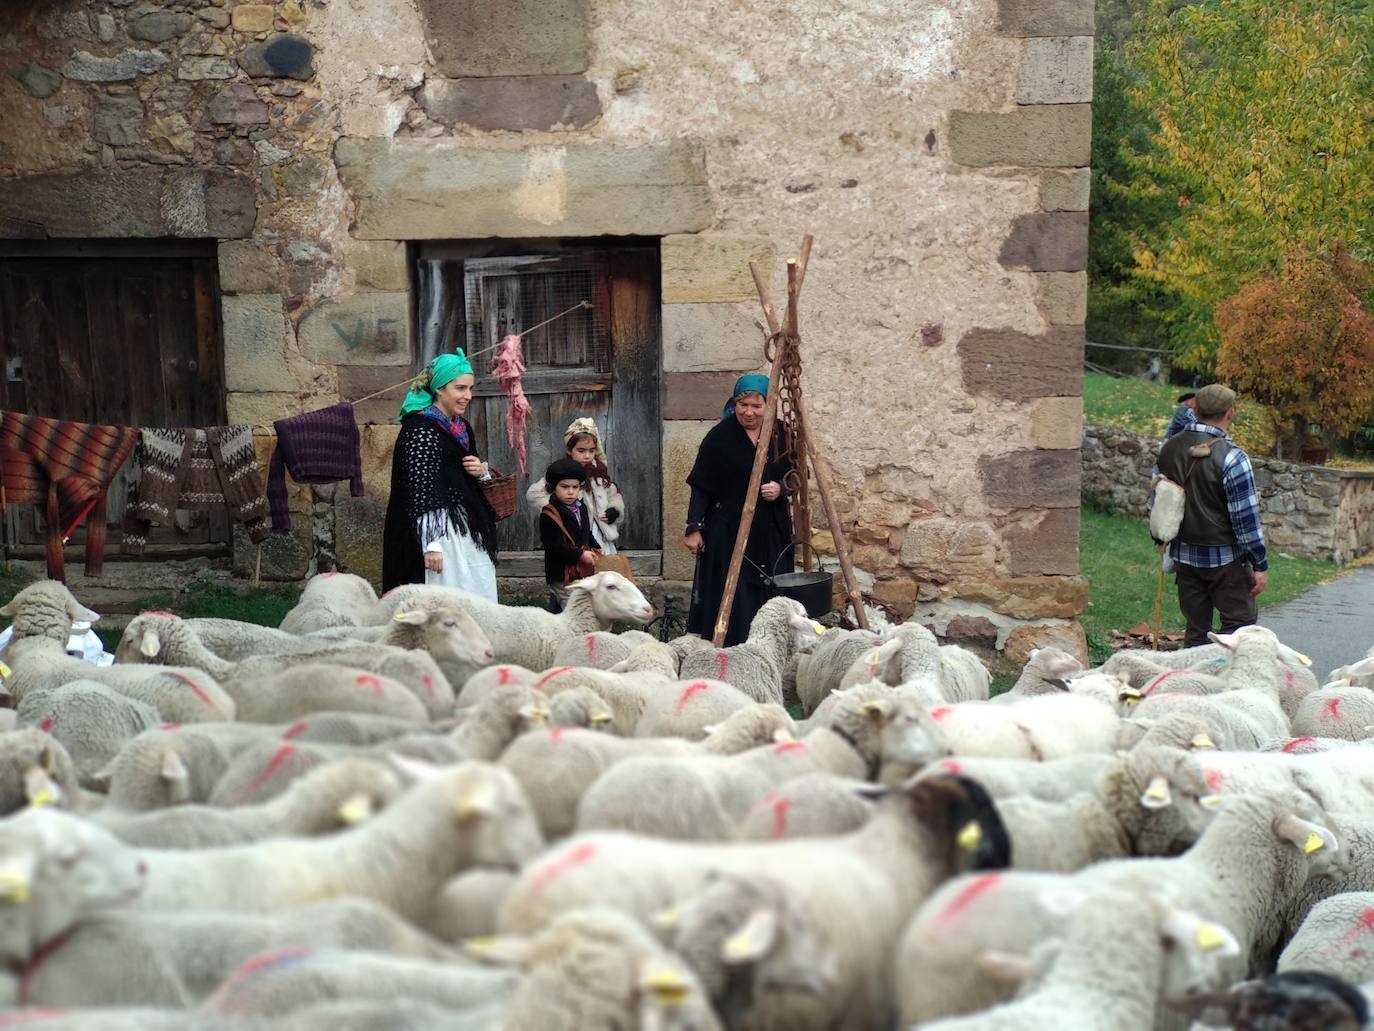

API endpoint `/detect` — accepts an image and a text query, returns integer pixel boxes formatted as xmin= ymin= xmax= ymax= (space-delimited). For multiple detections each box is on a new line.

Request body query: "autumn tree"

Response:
xmin=1121 ymin=0 xmax=1374 ymax=370
xmin=1215 ymin=247 xmax=1374 ymax=458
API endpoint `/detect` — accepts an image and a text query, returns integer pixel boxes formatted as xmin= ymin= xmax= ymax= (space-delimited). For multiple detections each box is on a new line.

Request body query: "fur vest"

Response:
xmin=526 ymin=474 xmax=625 ymax=546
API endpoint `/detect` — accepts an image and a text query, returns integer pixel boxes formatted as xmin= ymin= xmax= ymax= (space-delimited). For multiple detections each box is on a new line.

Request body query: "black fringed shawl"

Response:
xmin=381 ymin=413 xmax=499 ymax=592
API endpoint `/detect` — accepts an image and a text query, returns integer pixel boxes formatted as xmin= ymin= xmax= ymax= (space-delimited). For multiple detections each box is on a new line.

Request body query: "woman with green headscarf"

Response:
xmin=682 ymin=373 xmax=794 ymax=645
xmin=381 ymin=350 xmax=500 ymax=598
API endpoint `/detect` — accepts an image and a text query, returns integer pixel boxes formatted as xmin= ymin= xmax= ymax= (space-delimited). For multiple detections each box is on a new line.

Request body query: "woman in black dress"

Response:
xmin=683 ymin=374 xmax=794 ymax=646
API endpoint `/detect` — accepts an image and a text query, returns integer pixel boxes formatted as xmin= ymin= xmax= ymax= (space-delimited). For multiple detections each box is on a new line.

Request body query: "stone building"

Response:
xmin=0 ymin=0 xmax=1093 ymax=663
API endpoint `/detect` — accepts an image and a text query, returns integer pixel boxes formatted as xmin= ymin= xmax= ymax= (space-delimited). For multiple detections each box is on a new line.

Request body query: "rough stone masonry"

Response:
xmin=0 ymin=0 xmax=1094 ymax=666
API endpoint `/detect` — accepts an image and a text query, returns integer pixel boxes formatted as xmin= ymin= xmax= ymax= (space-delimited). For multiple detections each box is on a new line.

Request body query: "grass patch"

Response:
xmin=1079 ymin=503 xmax=1338 ymax=665
xmin=103 ymin=579 xmax=304 ymax=654
xmin=1083 ymin=371 xmax=1275 ymax=457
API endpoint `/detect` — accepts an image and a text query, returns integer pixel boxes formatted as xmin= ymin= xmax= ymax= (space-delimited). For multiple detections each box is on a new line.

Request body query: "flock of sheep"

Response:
xmin=2 ymin=568 xmax=1374 ymax=1029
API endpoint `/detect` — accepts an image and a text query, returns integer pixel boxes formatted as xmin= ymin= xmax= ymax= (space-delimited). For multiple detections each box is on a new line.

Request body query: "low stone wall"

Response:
xmin=1082 ymin=423 xmax=1374 ymax=564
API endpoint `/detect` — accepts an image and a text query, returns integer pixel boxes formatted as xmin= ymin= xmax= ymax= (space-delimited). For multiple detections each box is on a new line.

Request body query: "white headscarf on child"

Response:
xmin=562 ymin=417 xmax=607 ymax=465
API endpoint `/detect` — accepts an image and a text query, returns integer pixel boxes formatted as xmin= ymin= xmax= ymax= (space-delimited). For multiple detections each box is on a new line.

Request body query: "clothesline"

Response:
xmin=348 ymin=299 xmax=593 ymax=407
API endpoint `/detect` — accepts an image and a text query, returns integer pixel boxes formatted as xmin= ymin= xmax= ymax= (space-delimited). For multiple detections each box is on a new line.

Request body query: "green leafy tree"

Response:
xmin=1122 ymin=0 xmax=1374 ymax=370
xmin=1215 ymin=247 xmax=1374 ymax=457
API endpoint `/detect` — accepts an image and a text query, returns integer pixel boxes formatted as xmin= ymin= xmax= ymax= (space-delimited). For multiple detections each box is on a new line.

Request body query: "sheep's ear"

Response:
xmin=852 ymin=783 xmax=891 ymax=803
xmin=464 ymin=935 xmax=533 ymax=966
xmin=66 ymin=598 xmax=100 ymax=624
xmin=975 ymin=950 xmax=1034 ymax=983
xmin=0 ymin=596 xmax=16 ymax=618
xmin=0 ymin=849 xmax=36 ymax=903
xmin=651 ymin=905 xmax=680 ymax=931
xmin=771 ymin=728 xmax=795 ymax=744
xmin=787 ymin=613 xmax=817 ymax=634
xmin=1189 ymin=732 xmax=1217 ymax=751
xmin=1275 ymin=814 xmax=1338 ymax=855
xmin=1344 ymin=655 xmax=1374 ymax=677
xmin=388 ymin=754 xmax=444 ymax=784
xmin=90 ymin=762 xmax=115 ymax=791
xmin=638 ymin=960 xmax=695 ymax=1005
xmin=517 ymin=704 xmax=549 ymax=728
xmin=1207 ymin=631 xmax=1236 ymax=650
xmin=1042 ymin=677 xmax=1072 ymax=692
xmin=721 ymin=907 xmax=779 ymax=964
xmin=607 ymin=659 xmax=631 ymax=673
xmin=336 ymin=792 xmax=374 ymax=825
xmin=139 ymin=630 xmax=162 ymax=658
xmin=456 ymin=779 xmax=499 ymax=821
xmin=861 ymin=698 xmax=895 ymax=721
xmin=1277 ymin=643 xmax=1312 ymax=667
xmin=391 ymin=610 xmax=430 ymax=626
xmin=1161 ymin=908 xmax=1241 ymax=958
xmin=1140 ymin=775 xmax=1172 ymax=809
xmin=24 ymin=765 xmax=62 ymax=808
xmin=160 ymin=749 xmax=189 ymax=783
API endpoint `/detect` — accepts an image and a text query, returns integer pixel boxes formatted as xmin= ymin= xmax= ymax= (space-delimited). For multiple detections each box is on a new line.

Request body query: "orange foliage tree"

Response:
xmin=1215 ymin=247 xmax=1374 ymax=458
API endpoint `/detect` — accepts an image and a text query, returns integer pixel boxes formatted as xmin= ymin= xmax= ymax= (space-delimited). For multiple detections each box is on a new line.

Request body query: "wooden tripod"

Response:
xmin=711 ymin=235 xmax=870 ymax=646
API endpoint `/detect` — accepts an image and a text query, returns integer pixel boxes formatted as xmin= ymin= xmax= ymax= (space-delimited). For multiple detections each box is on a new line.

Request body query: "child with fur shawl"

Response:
xmin=524 ymin=417 xmax=626 ymax=554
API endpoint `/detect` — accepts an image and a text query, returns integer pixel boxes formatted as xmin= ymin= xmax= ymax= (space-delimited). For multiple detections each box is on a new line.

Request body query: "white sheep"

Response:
xmin=989 ymin=646 xmax=1084 ymax=703
xmin=93 ymin=758 xmax=403 ymax=848
xmin=632 ymin=677 xmax=767 ymax=740
xmin=180 ymin=617 xmax=304 ymax=661
xmin=576 ymin=685 xmax=933 ymax=840
xmin=499 ymin=774 xmax=1010 ymax=1030
xmin=793 ymin=627 xmax=880 ymax=715
xmin=897 ymin=787 xmax=1337 ymax=1023
xmin=677 ymin=597 xmax=821 ymax=705
xmin=523 ymin=643 xmax=681 ymax=735
xmin=454 ymin=662 xmax=539 ymax=709
xmin=279 ymin=571 xmax=378 ymax=634
xmin=910 ymin=888 xmax=1240 ymax=1030
xmin=498 ymin=703 xmax=797 ymax=838
xmin=0 ymin=730 xmax=83 ymax=814
xmin=14 ymin=680 xmax=160 ymax=786
xmin=100 ymin=724 xmax=278 ymax=811
xmin=12 ymin=895 xmax=458 ymax=1007
xmin=654 ymin=871 xmax=840 ymax=1027
xmin=117 ymin=608 xmax=471 ymax=720
xmin=1328 ymin=650 xmax=1374 ymax=688
xmin=549 ymin=629 xmax=657 ymax=670
xmin=1278 ymin=892 xmax=1374 ymax=986
xmin=994 ymin=792 xmax=1133 ymax=871
xmin=734 ymin=773 xmax=878 ymax=840
xmin=914 ymin=691 xmax=1124 ymax=763
xmin=128 ymin=761 xmax=544 ymax=924
xmin=1293 ymin=684 xmax=1374 ymax=741
xmin=427 ymin=868 xmax=518 ymax=941
xmin=469 ymin=906 xmax=721 ymax=1030
xmin=373 ymin=571 xmax=655 ymax=670
xmin=840 ymin=622 xmax=991 ymax=705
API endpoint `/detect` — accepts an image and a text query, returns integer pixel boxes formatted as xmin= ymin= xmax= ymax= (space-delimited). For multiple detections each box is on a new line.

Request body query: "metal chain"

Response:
xmin=765 ymin=329 xmax=805 ymax=495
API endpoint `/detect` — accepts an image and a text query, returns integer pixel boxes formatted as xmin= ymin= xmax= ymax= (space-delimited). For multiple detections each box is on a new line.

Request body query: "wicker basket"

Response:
xmin=481 ymin=469 xmax=519 ymax=521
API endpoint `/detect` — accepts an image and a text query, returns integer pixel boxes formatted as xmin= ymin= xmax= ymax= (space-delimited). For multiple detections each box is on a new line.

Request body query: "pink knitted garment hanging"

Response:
xmin=493 ymin=333 xmax=533 ymax=474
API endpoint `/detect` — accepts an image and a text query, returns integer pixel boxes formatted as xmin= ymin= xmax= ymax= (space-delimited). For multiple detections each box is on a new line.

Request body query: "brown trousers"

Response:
xmin=1175 ymin=560 xmax=1259 ymax=647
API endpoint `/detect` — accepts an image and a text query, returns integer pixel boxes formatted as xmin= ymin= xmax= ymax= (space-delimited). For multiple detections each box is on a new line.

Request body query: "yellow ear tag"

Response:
xmin=957 ymin=820 xmax=983 ymax=851
xmin=29 ymin=786 xmax=54 ymax=808
xmin=1296 ymin=652 xmax=1312 ymax=667
xmin=722 ymin=932 xmax=754 ymax=961
xmin=652 ymin=906 xmax=679 ymax=930
xmin=590 ymin=713 xmax=612 ymax=725
xmin=1195 ymin=923 xmax=1226 ymax=951
xmin=0 ymin=660 xmax=11 ymax=679
xmin=464 ymin=937 xmax=496 ymax=954
xmin=1303 ymin=830 xmax=1325 ymax=854
xmin=0 ymin=872 xmax=30 ymax=903
xmin=643 ymin=966 xmax=690 ymax=1003
xmin=1191 ymin=734 xmax=1216 ymax=750
xmin=337 ymin=796 xmax=371 ymax=825
xmin=1199 ymin=795 xmax=1224 ymax=809
xmin=809 ymin=621 xmax=825 ymax=636
xmin=456 ymin=795 xmax=484 ymax=821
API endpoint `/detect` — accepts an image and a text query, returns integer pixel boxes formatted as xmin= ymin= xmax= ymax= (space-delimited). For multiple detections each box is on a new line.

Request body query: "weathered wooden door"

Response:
xmin=0 ymin=247 xmax=227 ymax=551
xmin=415 ymin=244 xmax=662 ymax=574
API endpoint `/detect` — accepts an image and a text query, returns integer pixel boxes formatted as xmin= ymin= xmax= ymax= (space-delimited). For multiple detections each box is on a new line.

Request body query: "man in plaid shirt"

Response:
xmin=1153 ymin=384 xmax=1268 ymax=645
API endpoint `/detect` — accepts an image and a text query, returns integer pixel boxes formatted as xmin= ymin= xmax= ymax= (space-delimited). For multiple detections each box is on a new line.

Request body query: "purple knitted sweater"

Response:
xmin=267 ymin=402 xmax=364 ymax=531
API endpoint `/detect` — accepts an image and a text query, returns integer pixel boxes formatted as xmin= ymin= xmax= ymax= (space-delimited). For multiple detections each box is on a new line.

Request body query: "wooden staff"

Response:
xmin=745 ymin=240 xmax=869 ymax=631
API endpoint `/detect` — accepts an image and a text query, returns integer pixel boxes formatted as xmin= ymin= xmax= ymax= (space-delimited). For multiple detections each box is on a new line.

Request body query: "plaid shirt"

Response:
xmin=1164 ymin=404 xmax=1196 ymax=438
xmin=1152 ymin=423 xmax=1268 ymax=572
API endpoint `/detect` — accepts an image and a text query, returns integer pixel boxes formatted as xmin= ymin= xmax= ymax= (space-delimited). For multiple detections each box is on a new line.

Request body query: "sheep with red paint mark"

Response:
xmin=370 ymin=571 xmax=655 ymax=671
xmin=734 ymin=773 xmax=879 ymax=840
xmin=0 ymin=730 xmax=84 ymax=815
xmin=1294 ymin=684 xmax=1374 ymax=742
xmin=1279 ymin=892 xmax=1374 ymax=985
xmin=498 ymin=773 xmax=1009 ymax=1030
xmin=13 ymin=680 xmax=160 ymax=787
xmin=454 ymin=663 xmax=539 ymax=709
xmin=99 ymin=724 xmax=282 ymax=811
xmin=526 ymin=643 xmax=681 ymax=735
xmin=677 ymin=597 xmax=822 ymax=706
xmin=498 ymin=703 xmax=795 ymax=838
xmin=549 ymin=629 xmax=657 ymax=671
xmin=632 ymin=676 xmax=766 ymax=740
xmin=576 ymin=684 xmax=937 ymax=841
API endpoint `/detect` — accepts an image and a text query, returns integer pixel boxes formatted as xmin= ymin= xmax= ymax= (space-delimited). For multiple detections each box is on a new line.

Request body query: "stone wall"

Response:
xmin=1083 ymin=423 xmax=1374 ymax=565
xmin=0 ymin=0 xmax=1095 ymax=659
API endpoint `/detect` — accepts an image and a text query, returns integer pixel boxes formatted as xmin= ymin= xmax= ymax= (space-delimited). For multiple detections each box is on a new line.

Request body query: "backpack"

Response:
xmin=1149 ymin=439 xmax=1222 ymax=543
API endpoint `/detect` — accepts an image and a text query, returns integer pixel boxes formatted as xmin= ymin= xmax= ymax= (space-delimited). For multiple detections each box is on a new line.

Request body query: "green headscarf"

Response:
xmin=722 ymin=373 xmax=769 ymax=419
xmin=398 ymin=351 xmax=474 ymax=420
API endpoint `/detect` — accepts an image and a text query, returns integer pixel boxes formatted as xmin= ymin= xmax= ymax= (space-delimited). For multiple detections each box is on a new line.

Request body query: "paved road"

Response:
xmin=1261 ymin=565 xmax=1374 ymax=681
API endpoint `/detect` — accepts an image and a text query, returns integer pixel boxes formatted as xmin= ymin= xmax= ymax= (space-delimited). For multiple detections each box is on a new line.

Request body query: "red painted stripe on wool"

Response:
xmin=586 ymin=635 xmax=597 ymax=661
xmin=159 ymin=722 xmax=180 ymax=731
xmin=166 ymin=672 xmax=219 ymax=713
xmin=549 ymin=727 xmax=570 ymax=746
xmin=675 ymin=681 xmax=710 ymax=714
xmin=771 ymin=796 xmax=792 ymax=838
xmin=239 ymin=745 xmax=295 ymax=799
xmin=1285 ymin=669 xmax=1295 ymax=688
xmin=716 ymin=651 xmax=730 ymax=679
xmin=219 ymin=946 xmax=313 ymax=992
xmin=39 ymin=718 xmax=53 ymax=733
xmin=282 ymin=721 xmax=309 ymax=740
xmin=940 ymin=759 xmax=962 ymax=775
xmin=1143 ymin=669 xmax=1186 ymax=696
xmin=528 ymin=841 xmax=598 ymax=894
xmin=17 ymin=931 xmax=74 ymax=1006
xmin=1281 ymin=737 xmax=1314 ymax=753
xmin=930 ymin=706 xmax=952 ymax=721
xmin=772 ymin=740 xmax=807 ymax=754
xmin=1203 ymin=768 xmax=1224 ymax=792
xmin=320 ymin=571 xmax=338 ymax=578
xmin=0 ymin=1009 xmax=69 ymax=1025
xmin=497 ymin=667 xmax=513 ymax=686
xmin=422 ymin=674 xmax=435 ymax=700
xmin=1334 ymin=908 xmax=1374 ymax=948
xmin=936 ymin=873 xmax=1002 ymax=924
xmin=355 ymin=674 xmax=383 ymax=697
xmin=534 ymin=667 xmax=573 ymax=690
xmin=1326 ymin=697 xmax=1342 ymax=720
xmin=142 ymin=610 xmax=178 ymax=618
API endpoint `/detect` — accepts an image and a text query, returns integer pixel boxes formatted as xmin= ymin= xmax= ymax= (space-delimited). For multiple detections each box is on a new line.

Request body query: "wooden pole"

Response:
xmin=746 ymin=240 xmax=869 ymax=631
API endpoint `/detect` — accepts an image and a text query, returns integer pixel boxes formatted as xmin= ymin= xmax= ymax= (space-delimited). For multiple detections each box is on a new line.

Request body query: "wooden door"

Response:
xmin=0 ymin=250 xmax=227 ymax=551
xmin=415 ymin=244 xmax=662 ymax=573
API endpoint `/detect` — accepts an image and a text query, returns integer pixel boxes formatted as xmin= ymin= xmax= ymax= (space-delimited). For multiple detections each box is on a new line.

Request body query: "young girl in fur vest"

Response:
xmin=525 ymin=417 xmax=626 ymax=554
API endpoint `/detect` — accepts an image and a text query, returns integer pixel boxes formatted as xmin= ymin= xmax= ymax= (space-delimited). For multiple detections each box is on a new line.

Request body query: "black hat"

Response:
xmin=545 ymin=457 xmax=587 ymax=493
xmin=1176 ymin=392 xmax=1196 ymax=404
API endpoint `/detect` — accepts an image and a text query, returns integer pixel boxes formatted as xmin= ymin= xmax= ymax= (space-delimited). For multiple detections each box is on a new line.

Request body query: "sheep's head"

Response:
xmin=393 ymin=760 xmax=545 ymax=870
xmin=390 ymin=601 xmax=495 ymax=667
xmin=568 ymin=572 xmax=655 ymax=625
xmin=701 ymin=704 xmax=796 ymax=754
xmin=1102 ymin=746 xmax=1215 ymax=856
xmin=1168 ymin=970 xmax=1368 ymax=1031
xmin=1209 ymin=625 xmax=1311 ymax=668
xmin=547 ymin=686 xmax=615 ymax=731
xmin=894 ymin=773 xmax=1011 ymax=876
xmin=0 ymin=581 xmax=99 ymax=645
xmin=653 ymin=871 xmax=838 ymax=1021
xmin=113 ymin=612 xmax=185 ymax=664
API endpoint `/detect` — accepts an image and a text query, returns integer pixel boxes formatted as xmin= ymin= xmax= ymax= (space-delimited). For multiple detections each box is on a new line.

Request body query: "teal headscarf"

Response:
xmin=398 ymin=351 xmax=474 ymax=420
xmin=722 ymin=373 xmax=769 ymax=419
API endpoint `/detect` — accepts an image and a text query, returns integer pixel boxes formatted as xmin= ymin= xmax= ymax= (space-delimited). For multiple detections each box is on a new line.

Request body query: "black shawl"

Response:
xmin=685 ymin=416 xmax=794 ymax=646
xmin=381 ymin=413 xmax=499 ymax=592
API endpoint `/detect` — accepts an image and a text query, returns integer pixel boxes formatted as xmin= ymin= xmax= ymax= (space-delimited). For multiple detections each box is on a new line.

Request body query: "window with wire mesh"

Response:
xmin=459 ymin=255 xmax=610 ymax=377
